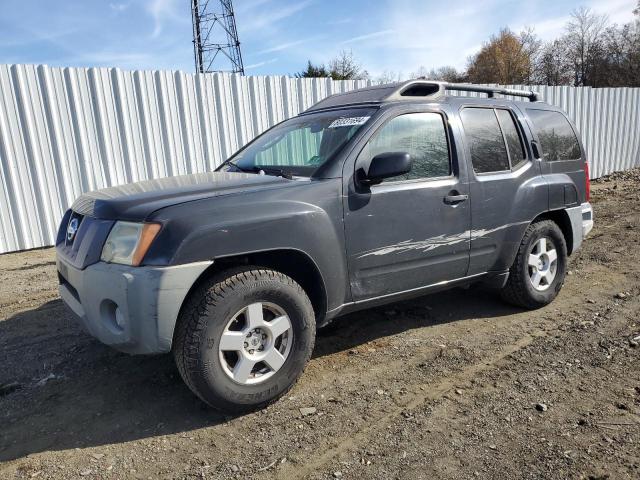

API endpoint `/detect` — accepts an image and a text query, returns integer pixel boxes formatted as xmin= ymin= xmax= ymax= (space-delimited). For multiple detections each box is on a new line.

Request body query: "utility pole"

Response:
xmin=191 ymin=0 xmax=244 ymax=74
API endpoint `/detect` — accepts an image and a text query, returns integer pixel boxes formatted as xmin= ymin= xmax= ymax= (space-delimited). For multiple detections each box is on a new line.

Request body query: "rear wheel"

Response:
xmin=500 ymin=220 xmax=567 ymax=309
xmin=173 ymin=268 xmax=316 ymax=412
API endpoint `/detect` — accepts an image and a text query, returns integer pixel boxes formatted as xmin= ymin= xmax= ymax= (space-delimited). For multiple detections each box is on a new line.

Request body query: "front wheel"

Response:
xmin=173 ymin=268 xmax=316 ymax=412
xmin=500 ymin=220 xmax=568 ymax=309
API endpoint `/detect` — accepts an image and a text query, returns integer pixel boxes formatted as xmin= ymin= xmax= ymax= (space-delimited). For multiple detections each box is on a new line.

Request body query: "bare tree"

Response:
xmin=376 ymin=70 xmax=404 ymax=84
xmin=425 ymin=66 xmax=466 ymax=82
xmin=534 ymin=40 xmax=572 ymax=85
xmin=519 ymin=27 xmax=543 ymax=83
xmin=564 ymin=7 xmax=609 ymax=86
xmin=328 ymin=50 xmax=369 ymax=80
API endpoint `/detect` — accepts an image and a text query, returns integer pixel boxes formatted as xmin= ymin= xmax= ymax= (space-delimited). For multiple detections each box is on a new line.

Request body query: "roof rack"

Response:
xmin=442 ymin=83 xmax=540 ymax=102
xmin=304 ymin=79 xmax=541 ymax=113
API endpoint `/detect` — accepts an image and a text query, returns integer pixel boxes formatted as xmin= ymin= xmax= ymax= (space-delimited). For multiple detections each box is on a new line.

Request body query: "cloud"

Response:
xmin=240 ymin=0 xmax=314 ymax=30
xmin=109 ymin=3 xmax=129 ymax=13
xmin=256 ymin=37 xmax=324 ymax=55
xmin=147 ymin=0 xmax=183 ymax=38
xmin=340 ymin=29 xmax=394 ymax=45
xmin=245 ymin=58 xmax=279 ymax=70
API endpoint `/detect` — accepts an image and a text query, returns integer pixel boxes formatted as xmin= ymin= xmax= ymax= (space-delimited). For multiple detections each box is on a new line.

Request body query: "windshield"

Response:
xmin=220 ymin=108 xmax=375 ymax=177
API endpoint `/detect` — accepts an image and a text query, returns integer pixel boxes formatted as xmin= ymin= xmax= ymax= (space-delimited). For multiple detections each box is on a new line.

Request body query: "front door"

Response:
xmin=344 ymin=109 xmax=471 ymax=301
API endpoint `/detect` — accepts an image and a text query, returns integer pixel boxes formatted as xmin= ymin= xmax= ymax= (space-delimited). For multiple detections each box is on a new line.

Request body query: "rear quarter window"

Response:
xmin=527 ymin=109 xmax=581 ymax=161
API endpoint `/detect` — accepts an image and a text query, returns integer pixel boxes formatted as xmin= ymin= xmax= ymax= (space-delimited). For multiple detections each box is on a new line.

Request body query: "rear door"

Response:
xmin=343 ymin=106 xmax=471 ymax=301
xmin=459 ymin=105 xmax=546 ymax=275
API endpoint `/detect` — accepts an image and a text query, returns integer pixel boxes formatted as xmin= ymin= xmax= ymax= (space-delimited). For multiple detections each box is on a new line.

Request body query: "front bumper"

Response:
xmin=57 ymin=256 xmax=212 ymax=354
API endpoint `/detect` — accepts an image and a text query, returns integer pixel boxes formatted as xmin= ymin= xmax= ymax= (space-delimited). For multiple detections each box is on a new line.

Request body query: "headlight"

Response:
xmin=101 ymin=221 xmax=161 ymax=266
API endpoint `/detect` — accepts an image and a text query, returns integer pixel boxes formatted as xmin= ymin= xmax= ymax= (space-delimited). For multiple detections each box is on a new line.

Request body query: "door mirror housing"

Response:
xmin=358 ymin=152 xmax=412 ymax=186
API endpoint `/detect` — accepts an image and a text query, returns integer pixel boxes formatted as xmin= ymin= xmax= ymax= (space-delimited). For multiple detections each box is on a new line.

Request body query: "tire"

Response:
xmin=173 ymin=267 xmax=316 ymax=412
xmin=500 ymin=220 xmax=568 ymax=309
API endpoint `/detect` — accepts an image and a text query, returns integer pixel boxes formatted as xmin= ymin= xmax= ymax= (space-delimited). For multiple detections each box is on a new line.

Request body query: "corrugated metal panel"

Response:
xmin=0 ymin=65 xmax=638 ymax=254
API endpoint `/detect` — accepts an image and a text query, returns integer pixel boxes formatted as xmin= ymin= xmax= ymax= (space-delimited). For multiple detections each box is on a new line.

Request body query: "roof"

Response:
xmin=305 ymin=80 xmax=541 ymax=113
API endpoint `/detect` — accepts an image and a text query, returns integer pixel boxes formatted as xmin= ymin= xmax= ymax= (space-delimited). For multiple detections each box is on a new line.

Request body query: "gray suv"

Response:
xmin=56 ymin=80 xmax=593 ymax=412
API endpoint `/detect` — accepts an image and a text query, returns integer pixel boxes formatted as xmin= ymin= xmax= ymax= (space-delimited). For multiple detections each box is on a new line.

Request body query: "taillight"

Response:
xmin=584 ymin=161 xmax=590 ymax=202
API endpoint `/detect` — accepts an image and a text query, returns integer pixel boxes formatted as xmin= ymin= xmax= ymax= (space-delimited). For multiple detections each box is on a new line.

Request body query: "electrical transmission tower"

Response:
xmin=191 ymin=0 xmax=244 ymax=74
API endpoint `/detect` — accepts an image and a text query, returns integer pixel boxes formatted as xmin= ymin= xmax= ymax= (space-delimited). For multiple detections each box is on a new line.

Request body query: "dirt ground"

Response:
xmin=1 ymin=171 xmax=639 ymax=480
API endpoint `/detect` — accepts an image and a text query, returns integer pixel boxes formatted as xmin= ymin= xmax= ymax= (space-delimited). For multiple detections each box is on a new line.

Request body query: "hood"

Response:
xmin=71 ymin=171 xmax=288 ymax=221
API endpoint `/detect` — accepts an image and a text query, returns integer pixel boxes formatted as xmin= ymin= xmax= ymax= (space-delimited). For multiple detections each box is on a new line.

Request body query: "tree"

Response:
xmin=534 ymin=39 xmax=572 ymax=86
xmin=412 ymin=66 xmax=466 ymax=83
xmin=295 ymin=61 xmax=330 ymax=78
xmin=519 ymin=27 xmax=543 ymax=84
xmin=564 ymin=7 xmax=609 ymax=86
xmin=296 ymin=51 xmax=368 ymax=80
xmin=328 ymin=50 xmax=369 ymax=80
xmin=376 ymin=70 xmax=404 ymax=84
xmin=466 ymin=28 xmax=538 ymax=84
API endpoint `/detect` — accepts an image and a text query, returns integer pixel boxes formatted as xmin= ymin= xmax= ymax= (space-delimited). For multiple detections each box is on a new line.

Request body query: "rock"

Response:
xmin=79 ymin=470 xmax=92 ymax=476
xmin=299 ymin=407 xmax=317 ymax=417
xmin=614 ymin=292 xmax=627 ymax=299
xmin=333 ymin=472 xmax=343 ymax=478
xmin=455 ymin=389 xmax=463 ymax=395
xmin=91 ymin=453 xmax=105 ymax=460
xmin=489 ymin=444 xmax=497 ymax=450
xmin=376 ymin=389 xmax=385 ymax=395
xmin=630 ymin=338 xmax=639 ymax=348
xmin=535 ymin=403 xmax=548 ymax=412
xmin=230 ymin=464 xmax=239 ymax=472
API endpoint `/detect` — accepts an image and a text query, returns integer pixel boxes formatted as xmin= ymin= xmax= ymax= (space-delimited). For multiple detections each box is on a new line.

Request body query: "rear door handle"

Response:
xmin=444 ymin=194 xmax=468 ymax=205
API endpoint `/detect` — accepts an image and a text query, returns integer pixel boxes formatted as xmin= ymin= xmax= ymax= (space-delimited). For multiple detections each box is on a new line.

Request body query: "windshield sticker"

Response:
xmin=328 ymin=116 xmax=370 ymax=128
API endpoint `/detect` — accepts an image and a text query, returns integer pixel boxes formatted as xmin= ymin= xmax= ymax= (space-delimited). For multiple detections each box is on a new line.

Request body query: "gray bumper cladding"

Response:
xmin=57 ymin=258 xmax=213 ymax=354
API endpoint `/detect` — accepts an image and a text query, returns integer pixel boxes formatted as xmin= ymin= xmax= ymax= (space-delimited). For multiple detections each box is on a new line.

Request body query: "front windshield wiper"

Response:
xmin=228 ymin=163 xmax=293 ymax=180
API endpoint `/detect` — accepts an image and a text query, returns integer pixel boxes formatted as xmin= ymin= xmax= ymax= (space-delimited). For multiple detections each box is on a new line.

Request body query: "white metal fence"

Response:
xmin=0 ymin=64 xmax=638 ymax=254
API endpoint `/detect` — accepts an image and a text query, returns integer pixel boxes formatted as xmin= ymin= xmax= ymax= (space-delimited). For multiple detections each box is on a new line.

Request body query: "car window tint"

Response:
xmin=496 ymin=109 xmax=526 ymax=166
xmin=460 ymin=108 xmax=510 ymax=173
xmin=527 ymin=109 xmax=581 ymax=161
xmin=367 ymin=112 xmax=450 ymax=182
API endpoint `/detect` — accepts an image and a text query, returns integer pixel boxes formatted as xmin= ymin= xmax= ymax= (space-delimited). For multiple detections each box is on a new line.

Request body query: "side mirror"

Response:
xmin=358 ymin=152 xmax=412 ymax=186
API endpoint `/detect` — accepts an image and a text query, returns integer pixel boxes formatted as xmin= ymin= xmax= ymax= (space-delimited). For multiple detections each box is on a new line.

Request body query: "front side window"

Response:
xmin=527 ymin=109 xmax=581 ymax=161
xmin=366 ymin=112 xmax=450 ymax=182
xmin=223 ymin=108 xmax=375 ymax=177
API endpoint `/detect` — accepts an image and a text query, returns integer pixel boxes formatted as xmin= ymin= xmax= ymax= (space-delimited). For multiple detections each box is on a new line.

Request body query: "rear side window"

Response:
xmin=367 ymin=112 xmax=450 ymax=181
xmin=527 ymin=109 xmax=581 ymax=161
xmin=460 ymin=108 xmax=510 ymax=173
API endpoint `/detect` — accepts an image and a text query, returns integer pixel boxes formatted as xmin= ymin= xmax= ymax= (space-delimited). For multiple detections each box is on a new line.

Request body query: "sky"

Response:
xmin=0 ymin=0 xmax=637 ymax=78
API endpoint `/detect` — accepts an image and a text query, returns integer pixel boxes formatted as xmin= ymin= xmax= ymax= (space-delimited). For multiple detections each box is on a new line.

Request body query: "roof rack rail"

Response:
xmin=443 ymin=83 xmax=540 ymax=102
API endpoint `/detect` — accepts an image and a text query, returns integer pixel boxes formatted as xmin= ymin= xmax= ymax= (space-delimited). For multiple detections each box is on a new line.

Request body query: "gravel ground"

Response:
xmin=1 ymin=170 xmax=639 ymax=480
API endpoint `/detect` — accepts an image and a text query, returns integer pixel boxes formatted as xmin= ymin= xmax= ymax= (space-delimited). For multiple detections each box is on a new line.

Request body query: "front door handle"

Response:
xmin=444 ymin=194 xmax=469 ymax=205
